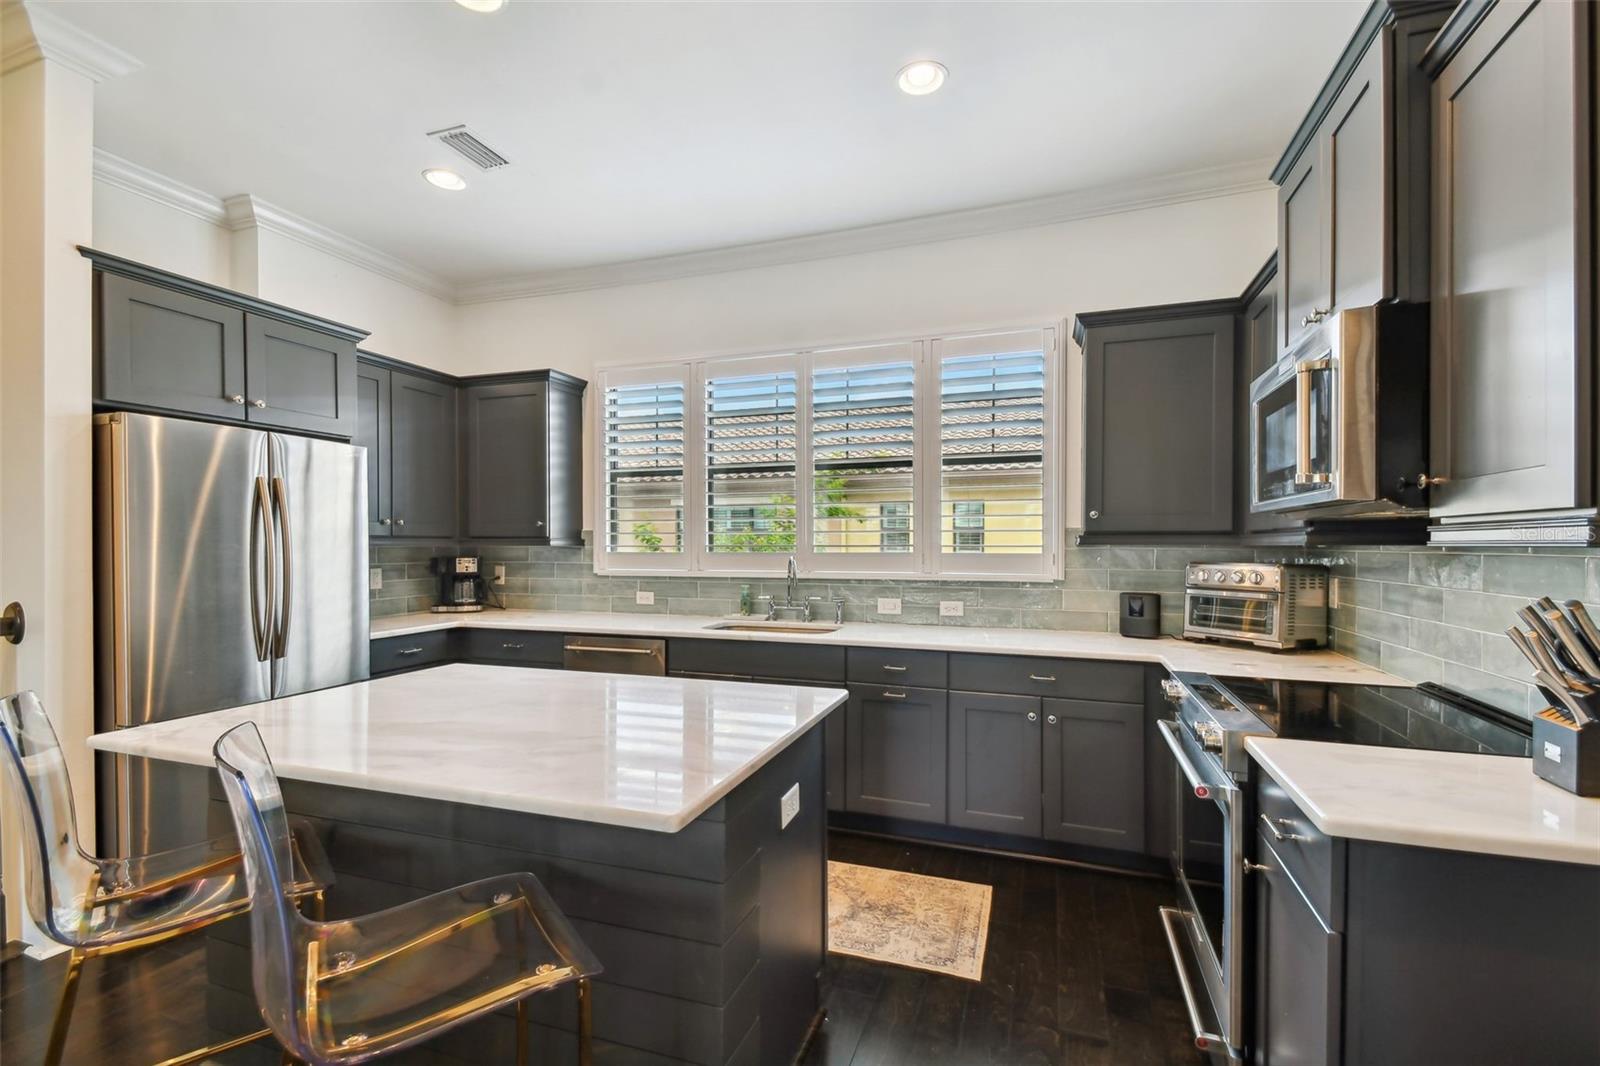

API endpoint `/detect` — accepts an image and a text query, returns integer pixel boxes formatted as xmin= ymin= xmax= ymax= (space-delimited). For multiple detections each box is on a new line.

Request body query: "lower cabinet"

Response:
xmin=947 ymin=692 xmax=1042 ymax=835
xmin=1255 ymin=830 xmax=1342 ymax=1065
xmin=845 ymin=683 xmax=948 ymax=823
xmin=1042 ymin=698 xmax=1145 ymax=850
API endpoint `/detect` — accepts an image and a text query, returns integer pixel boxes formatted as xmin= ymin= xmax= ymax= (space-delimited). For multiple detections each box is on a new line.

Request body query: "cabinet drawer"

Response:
xmin=1257 ymin=771 xmax=1344 ymax=930
xmin=669 ymin=639 xmax=844 ymax=682
xmin=458 ymin=628 xmax=562 ymax=666
xmin=370 ymin=631 xmax=453 ymax=675
xmin=847 ymin=647 xmax=947 ymax=688
xmin=948 ymin=654 xmax=1142 ymax=702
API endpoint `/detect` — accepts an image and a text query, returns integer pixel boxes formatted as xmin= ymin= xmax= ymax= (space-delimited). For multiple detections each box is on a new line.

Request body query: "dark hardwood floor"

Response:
xmin=1 ymin=832 xmax=1202 ymax=1066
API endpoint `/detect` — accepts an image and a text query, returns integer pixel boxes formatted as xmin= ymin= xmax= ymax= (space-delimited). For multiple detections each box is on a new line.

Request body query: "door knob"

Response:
xmin=0 ymin=602 xmax=24 ymax=645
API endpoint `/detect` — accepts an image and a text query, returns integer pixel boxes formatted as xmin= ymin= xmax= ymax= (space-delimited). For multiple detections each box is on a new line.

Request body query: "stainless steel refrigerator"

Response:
xmin=93 ymin=411 xmax=369 ymax=853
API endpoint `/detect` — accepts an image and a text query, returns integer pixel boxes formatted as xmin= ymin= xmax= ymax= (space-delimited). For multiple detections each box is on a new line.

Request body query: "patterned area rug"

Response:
xmin=826 ymin=860 xmax=993 ymax=981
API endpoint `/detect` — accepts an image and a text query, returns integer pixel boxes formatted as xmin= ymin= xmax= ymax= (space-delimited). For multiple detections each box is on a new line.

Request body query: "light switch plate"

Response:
xmin=636 ymin=590 xmax=655 ymax=605
xmin=494 ymin=564 xmax=507 ymax=586
xmin=939 ymin=600 xmax=965 ymax=617
xmin=369 ymin=567 xmax=382 ymax=591
xmin=877 ymin=597 xmax=902 ymax=615
xmin=780 ymin=783 xmax=800 ymax=829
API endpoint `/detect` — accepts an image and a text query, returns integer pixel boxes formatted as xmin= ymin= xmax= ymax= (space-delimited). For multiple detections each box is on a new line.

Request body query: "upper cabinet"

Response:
xmin=1424 ymin=0 xmax=1594 ymax=539
xmin=1271 ymin=2 xmax=1449 ymax=353
xmin=358 ymin=354 xmax=460 ymax=540
xmin=461 ymin=371 xmax=586 ymax=544
xmin=86 ymin=249 xmax=366 ymax=439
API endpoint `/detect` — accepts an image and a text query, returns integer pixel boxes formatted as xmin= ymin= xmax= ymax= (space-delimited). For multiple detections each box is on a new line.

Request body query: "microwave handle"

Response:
xmin=1294 ymin=356 xmax=1332 ymax=486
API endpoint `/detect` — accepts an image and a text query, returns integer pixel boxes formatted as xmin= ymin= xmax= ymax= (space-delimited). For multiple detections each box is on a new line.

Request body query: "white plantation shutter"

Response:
xmin=937 ymin=330 xmax=1051 ymax=566
xmin=600 ymin=372 xmax=687 ymax=561
xmin=810 ymin=348 xmax=917 ymax=559
xmin=703 ymin=360 xmax=798 ymax=555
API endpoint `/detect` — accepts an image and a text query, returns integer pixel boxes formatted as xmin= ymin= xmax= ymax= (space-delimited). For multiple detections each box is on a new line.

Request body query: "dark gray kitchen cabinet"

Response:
xmin=1078 ymin=305 xmax=1236 ymax=535
xmin=1254 ymin=829 xmax=1342 ymax=1066
xmin=390 ymin=371 xmax=457 ymax=538
xmin=946 ymin=691 xmax=1041 ymax=836
xmin=1424 ymin=0 xmax=1591 ymax=525
xmin=243 ymin=314 xmax=358 ymax=438
xmin=1277 ymin=145 xmax=1327 ymax=353
xmin=845 ymin=683 xmax=947 ymax=823
xmin=355 ymin=362 xmax=391 ymax=537
xmin=461 ymin=371 xmax=586 ymax=544
xmin=1041 ymin=698 xmax=1144 ymax=851
xmin=85 ymin=248 xmax=369 ymax=439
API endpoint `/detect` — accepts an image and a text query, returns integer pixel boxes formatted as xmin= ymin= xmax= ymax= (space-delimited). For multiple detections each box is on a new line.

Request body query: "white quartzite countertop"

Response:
xmin=371 ymin=609 xmax=1404 ymax=685
xmin=89 ymin=664 xmax=846 ymax=833
xmin=1246 ymin=737 xmax=1600 ymax=867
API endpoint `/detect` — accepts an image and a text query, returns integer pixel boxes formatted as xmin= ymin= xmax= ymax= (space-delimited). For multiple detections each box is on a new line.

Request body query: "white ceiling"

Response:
xmin=57 ymin=0 xmax=1365 ymax=286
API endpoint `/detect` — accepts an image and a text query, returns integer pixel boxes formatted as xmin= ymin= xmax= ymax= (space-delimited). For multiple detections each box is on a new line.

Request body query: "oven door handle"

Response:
xmin=1159 ymin=906 xmax=1230 ymax=1055
xmin=1157 ymin=719 xmax=1232 ymax=800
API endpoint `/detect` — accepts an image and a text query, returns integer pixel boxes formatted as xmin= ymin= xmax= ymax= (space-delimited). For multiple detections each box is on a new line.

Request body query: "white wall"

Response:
xmin=91 ymin=180 xmax=231 ymax=287
xmin=454 ymin=188 xmax=1278 ymax=528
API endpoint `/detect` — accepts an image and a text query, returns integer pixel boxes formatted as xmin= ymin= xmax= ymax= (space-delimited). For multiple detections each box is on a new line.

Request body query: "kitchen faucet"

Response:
xmin=762 ymin=556 xmax=844 ymax=624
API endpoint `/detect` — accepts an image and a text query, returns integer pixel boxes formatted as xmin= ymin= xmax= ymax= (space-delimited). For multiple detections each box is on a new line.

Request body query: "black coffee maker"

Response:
xmin=429 ymin=555 xmax=487 ymax=613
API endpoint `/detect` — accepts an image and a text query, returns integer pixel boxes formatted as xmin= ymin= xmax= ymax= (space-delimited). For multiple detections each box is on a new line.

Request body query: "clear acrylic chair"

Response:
xmin=0 ymin=690 xmax=333 ymax=1066
xmin=212 ymin=721 xmax=603 ymax=1065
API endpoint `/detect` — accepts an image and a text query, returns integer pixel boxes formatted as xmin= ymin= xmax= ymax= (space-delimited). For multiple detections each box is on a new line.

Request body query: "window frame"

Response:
xmin=594 ymin=325 xmax=1060 ymax=582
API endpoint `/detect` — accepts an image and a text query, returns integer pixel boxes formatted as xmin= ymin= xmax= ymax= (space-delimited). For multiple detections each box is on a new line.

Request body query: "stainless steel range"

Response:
xmin=1153 ymin=671 xmax=1531 ymax=1062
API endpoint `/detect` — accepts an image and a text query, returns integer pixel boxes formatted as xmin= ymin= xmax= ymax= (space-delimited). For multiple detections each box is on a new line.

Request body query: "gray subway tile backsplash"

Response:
xmin=369 ymin=535 xmax=1598 ymax=718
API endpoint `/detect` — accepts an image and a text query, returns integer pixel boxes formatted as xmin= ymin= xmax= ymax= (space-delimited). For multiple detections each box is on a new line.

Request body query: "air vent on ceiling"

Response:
xmin=426 ymin=125 xmax=511 ymax=171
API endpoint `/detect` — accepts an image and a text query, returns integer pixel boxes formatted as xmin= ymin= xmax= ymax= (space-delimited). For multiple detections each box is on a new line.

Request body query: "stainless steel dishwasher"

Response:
xmin=561 ymin=635 xmax=667 ymax=675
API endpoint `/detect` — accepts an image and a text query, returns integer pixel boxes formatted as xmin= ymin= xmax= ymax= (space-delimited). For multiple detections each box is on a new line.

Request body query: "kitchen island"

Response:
xmin=90 ymin=664 xmax=847 ymax=1066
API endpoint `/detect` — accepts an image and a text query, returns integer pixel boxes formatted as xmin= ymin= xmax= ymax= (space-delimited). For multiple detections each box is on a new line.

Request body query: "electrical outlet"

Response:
xmin=780 ymin=783 xmax=801 ymax=829
xmin=369 ymin=567 xmax=382 ymax=591
xmin=494 ymin=564 xmax=507 ymax=586
xmin=636 ymin=590 xmax=655 ymax=606
xmin=877 ymin=597 xmax=902 ymax=616
xmin=940 ymin=600 xmax=965 ymax=617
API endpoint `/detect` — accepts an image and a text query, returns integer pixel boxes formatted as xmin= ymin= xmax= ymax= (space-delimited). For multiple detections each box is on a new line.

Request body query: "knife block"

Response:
xmin=1531 ymin=708 xmax=1600 ymax=797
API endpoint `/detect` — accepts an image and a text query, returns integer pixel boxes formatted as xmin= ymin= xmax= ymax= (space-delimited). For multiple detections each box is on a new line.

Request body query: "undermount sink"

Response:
xmin=703 ymin=620 xmax=842 ymax=634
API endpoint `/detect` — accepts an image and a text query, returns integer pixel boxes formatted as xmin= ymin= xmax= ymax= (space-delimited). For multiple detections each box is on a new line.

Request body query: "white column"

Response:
xmin=0 ymin=0 xmax=138 ymax=947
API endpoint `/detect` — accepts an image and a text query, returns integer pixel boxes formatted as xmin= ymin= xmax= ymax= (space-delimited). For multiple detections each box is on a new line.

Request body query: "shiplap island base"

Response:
xmin=89 ymin=664 xmax=847 ymax=1065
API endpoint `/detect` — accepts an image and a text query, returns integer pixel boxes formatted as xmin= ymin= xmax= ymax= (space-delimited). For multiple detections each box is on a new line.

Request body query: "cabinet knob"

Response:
xmin=378 ymin=518 xmax=391 ymax=526
xmin=1415 ymin=473 xmax=1448 ymax=489
xmin=1026 ymin=711 xmax=1038 ymax=722
xmin=251 ymin=399 xmax=267 ymax=409
xmin=1300 ymin=308 xmax=1330 ymax=327
xmin=535 ymin=520 xmax=545 ymax=528
xmin=395 ymin=518 xmax=405 ymax=527
xmin=227 ymin=394 xmax=245 ymax=405
xmin=1046 ymin=714 xmax=1058 ymax=725
xmin=1088 ymin=510 xmax=1100 ymax=520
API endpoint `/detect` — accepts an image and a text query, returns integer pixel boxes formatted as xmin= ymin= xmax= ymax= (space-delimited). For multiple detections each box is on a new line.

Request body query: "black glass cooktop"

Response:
xmin=1209 ymin=676 xmax=1532 ymax=757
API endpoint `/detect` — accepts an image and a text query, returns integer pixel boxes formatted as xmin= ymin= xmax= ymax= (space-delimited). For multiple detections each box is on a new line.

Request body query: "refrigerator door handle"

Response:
xmin=271 ymin=475 xmax=293 ymax=659
xmin=250 ymin=475 xmax=273 ymax=662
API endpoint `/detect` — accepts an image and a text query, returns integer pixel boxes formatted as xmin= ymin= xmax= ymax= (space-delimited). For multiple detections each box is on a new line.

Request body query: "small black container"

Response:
xmin=1532 ymin=709 xmax=1600 ymax=797
xmin=1119 ymin=592 xmax=1161 ymax=639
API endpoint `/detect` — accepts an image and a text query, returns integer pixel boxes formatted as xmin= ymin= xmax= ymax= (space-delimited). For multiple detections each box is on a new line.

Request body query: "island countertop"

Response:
xmin=88 ymin=664 xmax=847 ymax=832
xmin=372 ymin=609 xmax=1404 ymax=686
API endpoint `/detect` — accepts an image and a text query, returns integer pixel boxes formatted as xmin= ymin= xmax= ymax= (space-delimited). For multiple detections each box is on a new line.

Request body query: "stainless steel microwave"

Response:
xmin=1249 ymin=303 xmax=1430 ymax=517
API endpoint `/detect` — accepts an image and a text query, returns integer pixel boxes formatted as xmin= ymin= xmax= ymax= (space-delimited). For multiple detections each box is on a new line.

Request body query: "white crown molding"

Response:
xmin=1 ymin=0 xmax=140 ymax=81
xmin=92 ymin=148 xmax=227 ymax=226
xmin=456 ymin=157 xmax=1276 ymax=304
xmin=221 ymin=193 xmax=456 ymax=303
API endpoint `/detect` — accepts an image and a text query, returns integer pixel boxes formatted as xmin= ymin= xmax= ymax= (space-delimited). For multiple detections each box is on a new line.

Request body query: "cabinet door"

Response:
xmin=463 ymin=380 xmax=549 ymax=539
xmin=1430 ymin=0 xmax=1586 ymax=518
xmin=391 ymin=371 xmax=458 ymax=539
xmin=1327 ymin=35 xmax=1389 ymax=314
xmin=947 ymin=692 xmax=1042 ymax=836
xmin=356 ymin=363 xmax=391 ymax=536
xmin=96 ymin=273 xmax=247 ymax=421
xmin=1041 ymin=698 xmax=1144 ymax=851
xmin=1254 ymin=832 xmax=1342 ymax=1066
xmin=845 ymin=683 xmax=947 ymax=823
xmin=1083 ymin=314 xmax=1235 ymax=534
xmin=244 ymin=314 xmax=358 ymax=438
xmin=1278 ymin=144 xmax=1329 ymax=353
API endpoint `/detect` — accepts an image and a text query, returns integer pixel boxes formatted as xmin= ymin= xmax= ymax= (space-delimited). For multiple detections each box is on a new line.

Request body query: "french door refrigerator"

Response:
xmin=93 ymin=411 xmax=368 ymax=853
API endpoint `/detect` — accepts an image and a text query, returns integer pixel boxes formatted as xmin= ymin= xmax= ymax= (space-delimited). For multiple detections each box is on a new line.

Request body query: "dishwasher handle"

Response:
xmin=562 ymin=637 xmax=667 ymax=676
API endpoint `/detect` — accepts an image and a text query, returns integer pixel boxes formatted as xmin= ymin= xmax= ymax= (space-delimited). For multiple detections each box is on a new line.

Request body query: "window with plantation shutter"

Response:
xmin=600 ymin=372 xmax=688 ymax=564
xmin=937 ymin=329 xmax=1051 ymax=572
xmin=703 ymin=360 xmax=798 ymax=555
xmin=811 ymin=348 xmax=917 ymax=563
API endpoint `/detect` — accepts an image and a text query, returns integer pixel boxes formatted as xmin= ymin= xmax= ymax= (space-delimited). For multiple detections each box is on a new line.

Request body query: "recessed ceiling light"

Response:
xmin=897 ymin=60 xmax=947 ymax=96
xmin=422 ymin=168 xmax=467 ymax=191
xmin=454 ymin=0 xmax=505 ymax=11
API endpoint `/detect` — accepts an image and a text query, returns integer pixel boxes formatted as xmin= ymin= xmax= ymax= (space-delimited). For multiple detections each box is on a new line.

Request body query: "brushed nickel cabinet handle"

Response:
xmin=501 ymin=642 xmax=526 ymax=650
xmin=882 ymin=664 xmax=908 ymax=673
xmin=1258 ymin=812 xmax=1305 ymax=843
xmin=379 ymin=518 xmax=392 ymax=526
xmin=1029 ymin=674 xmax=1056 ymax=683
xmin=882 ymin=690 xmax=908 ymax=699
xmin=396 ymin=647 xmax=424 ymax=657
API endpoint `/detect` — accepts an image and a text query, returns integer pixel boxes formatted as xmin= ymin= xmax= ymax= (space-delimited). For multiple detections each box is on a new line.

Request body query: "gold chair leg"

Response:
xmin=43 ymin=948 xmax=85 ymax=1066
xmin=152 ymin=1027 xmax=275 ymax=1066
xmin=516 ymin=998 xmax=529 ymax=1066
xmin=576 ymin=977 xmax=592 ymax=1066
xmin=310 ymin=888 xmax=326 ymax=921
